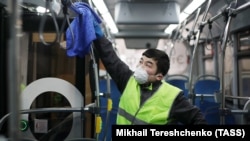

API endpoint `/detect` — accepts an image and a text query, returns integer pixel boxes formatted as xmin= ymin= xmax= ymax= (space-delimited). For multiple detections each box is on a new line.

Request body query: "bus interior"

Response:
xmin=1 ymin=0 xmax=250 ymax=140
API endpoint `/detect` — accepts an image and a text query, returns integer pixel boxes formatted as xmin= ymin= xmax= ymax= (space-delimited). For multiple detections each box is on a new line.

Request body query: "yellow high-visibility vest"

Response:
xmin=117 ymin=76 xmax=181 ymax=125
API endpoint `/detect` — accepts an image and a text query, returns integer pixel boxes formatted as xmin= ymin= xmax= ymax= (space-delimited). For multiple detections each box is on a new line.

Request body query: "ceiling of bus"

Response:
xmin=104 ymin=0 xmax=192 ymax=38
xmin=1 ymin=0 xmax=235 ymax=49
xmin=103 ymin=0 xmax=193 ymax=49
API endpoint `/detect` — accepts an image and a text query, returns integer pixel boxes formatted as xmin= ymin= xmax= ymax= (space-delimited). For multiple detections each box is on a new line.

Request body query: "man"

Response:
xmin=65 ymin=2 xmax=206 ymax=125
xmin=93 ymin=32 xmax=207 ymax=125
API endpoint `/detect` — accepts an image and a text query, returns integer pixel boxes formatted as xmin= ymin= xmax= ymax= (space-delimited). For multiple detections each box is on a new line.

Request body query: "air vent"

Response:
xmin=115 ymin=1 xmax=180 ymax=25
xmin=124 ymin=38 xmax=159 ymax=49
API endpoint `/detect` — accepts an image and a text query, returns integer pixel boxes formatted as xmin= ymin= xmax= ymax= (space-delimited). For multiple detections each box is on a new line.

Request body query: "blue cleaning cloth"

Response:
xmin=66 ymin=2 xmax=102 ymax=58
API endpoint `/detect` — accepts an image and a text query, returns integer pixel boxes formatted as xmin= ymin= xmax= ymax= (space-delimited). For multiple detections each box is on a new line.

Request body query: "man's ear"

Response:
xmin=156 ymin=74 xmax=164 ymax=80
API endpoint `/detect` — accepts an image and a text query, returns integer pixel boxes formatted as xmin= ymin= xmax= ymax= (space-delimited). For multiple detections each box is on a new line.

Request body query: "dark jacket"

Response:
xmin=93 ymin=36 xmax=207 ymax=125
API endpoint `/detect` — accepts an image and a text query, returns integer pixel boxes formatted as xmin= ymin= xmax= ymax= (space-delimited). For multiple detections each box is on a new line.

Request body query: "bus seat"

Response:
xmin=165 ymin=75 xmax=189 ymax=98
xmin=193 ymin=75 xmax=220 ymax=106
xmin=193 ymin=75 xmax=221 ymax=124
xmin=200 ymin=100 xmax=220 ymax=124
xmin=200 ymin=100 xmax=236 ymax=125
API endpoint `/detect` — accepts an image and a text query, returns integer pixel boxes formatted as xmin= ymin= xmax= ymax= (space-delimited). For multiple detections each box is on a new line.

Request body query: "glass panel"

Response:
xmin=238 ymin=31 xmax=250 ymax=107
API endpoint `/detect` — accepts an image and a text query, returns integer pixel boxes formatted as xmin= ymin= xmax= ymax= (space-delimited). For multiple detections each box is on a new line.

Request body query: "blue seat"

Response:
xmin=193 ymin=75 xmax=221 ymax=124
xmin=199 ymin=100 xmax=220 ymax=124
xmin=199 ymin=100 xmax=235 ymax=125
xmin=165 ymin=75 xmax=189 ymax=98
xmin=193 ymin=75 xmax=220 ymax=104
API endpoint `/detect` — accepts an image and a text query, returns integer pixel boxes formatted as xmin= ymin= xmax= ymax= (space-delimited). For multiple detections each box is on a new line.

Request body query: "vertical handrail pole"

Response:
xmin=6 ymin=0 xmax=22 ymax=140
xmin=219 ymin=0 xmax=237 ymax=125
xmin=219 ymin=15 xmax=233 ymax=125
xmin=88 ymin=0 xmax=101 ymax=140
xmin=90 ymin=46 xmax=101 ymax=141
xmin=103 ymin=73 xmax=111 ymax=141
xmin=187 ymin=0 xmax=212 ymax=104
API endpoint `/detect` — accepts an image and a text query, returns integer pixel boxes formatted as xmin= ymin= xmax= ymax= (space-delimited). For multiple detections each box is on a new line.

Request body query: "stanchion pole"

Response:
xmin=6 ymin=0 xmax=22 ymax=140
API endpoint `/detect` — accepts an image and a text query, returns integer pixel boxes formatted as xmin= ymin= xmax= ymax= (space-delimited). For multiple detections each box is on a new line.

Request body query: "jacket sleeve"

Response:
xmin=93 ymin=36 xmax=133 ymax=93
xmin=169 ymin=93 xmax=208 ymax=125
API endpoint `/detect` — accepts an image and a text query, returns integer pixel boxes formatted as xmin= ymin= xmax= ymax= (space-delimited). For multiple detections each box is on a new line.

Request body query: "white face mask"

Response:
xmin=133 ymin=66 xmax=148 ymax=84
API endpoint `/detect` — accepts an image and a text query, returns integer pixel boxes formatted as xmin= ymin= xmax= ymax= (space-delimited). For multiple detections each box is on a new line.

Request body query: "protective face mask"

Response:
xmin=133 ymin=66 xmax=148 ymax=84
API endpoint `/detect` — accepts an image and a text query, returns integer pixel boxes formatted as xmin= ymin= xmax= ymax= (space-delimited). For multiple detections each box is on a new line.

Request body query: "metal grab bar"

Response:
xmin=0 ymin=107 xmax=82 ymax=131
xmin=219 ymin=0 xmax=238 ymax=125
xmin=7 ymin=0 xmax=23 ymax=140
xmin=59 ymin=0 xmax=74 ymax=47
xmin=200 ymin=1 xmax=250 ymax=26
xmin=88 ymin=1 xmax=102 ymax=140
xmin=186 ymin=7 xmax=201 ymax=42
xmin=39 ymin=0 xmax=60 ymax=46
xmin=225 ymin=95 xmax=250 ymax=100
xmin=221 ymin=100 xmax=250 ymax=121
xmin=187 ymin=0 xmax=212 ymax=104
xmin=0 ymin=106 xmax=104 ymax=132
xmin=187 ymin=7 xmax=201 ymax=102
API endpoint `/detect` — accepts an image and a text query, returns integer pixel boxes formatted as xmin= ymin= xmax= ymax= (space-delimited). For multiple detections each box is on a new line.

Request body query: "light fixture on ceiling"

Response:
xmin=164 ymin=0 xmax=206 ymax=34
xmin=36 ymin=6 xmax=47 ymax=13
xmin=92 ymin=0 xmax=119 ymax=34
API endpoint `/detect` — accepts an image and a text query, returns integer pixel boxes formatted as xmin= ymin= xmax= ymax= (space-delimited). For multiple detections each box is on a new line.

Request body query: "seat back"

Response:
xmin=193 ymin=75 xmax=221 ymax=124
xmin=165 ymin=75 xmax=189 ymax=98
xmin=193 ymin=75 xmax=220 ymax=104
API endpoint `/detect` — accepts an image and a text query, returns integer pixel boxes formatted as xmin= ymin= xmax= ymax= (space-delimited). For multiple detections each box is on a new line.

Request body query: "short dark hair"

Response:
xmin=142 ymin=48 xmax=170 ymax=76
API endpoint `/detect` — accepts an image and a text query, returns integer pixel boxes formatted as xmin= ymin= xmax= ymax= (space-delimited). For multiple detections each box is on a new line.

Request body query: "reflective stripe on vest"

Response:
xmin=118 ymin=108 xmax=148 ymax=124
xmin=117 ymin=76 xmax=181 ymax=125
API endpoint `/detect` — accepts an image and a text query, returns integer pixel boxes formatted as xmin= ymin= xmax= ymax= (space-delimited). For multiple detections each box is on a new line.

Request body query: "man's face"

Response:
xmin=138 ymin=55 xmax=163 ymax=82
